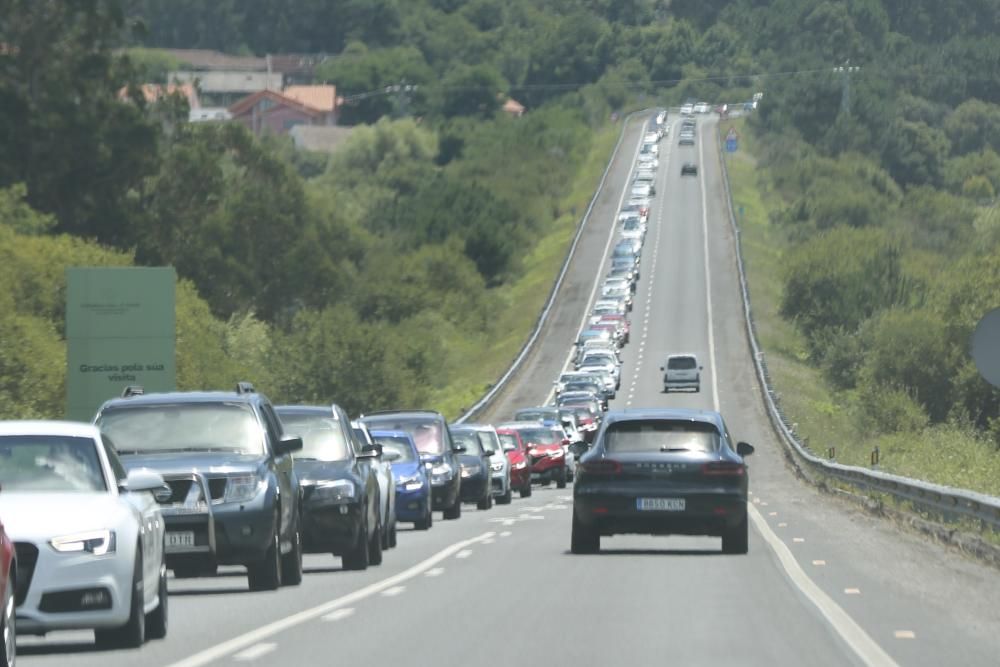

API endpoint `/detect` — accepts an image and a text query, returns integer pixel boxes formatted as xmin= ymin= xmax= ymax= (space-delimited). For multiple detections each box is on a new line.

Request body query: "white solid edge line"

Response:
xmin=748 ymin=504 xmax=898 ymax=667
xmin=701 ymin=123 xmax=896 ymax=667
xmin=164 ymin=531 xmax=496 ymax=667
xmin=545 ymin=117 xmax=647 ymax=405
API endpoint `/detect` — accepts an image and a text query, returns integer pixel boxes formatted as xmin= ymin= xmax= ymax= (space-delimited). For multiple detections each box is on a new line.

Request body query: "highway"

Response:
xmin=17 ymin=114 xmax=1000 ymax=666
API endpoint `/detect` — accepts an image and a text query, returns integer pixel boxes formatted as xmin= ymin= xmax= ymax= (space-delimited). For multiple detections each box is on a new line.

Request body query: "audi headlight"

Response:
xmin=396 ymin=475 xmax=424 ymax=492
xmin=514 ymin=461 xmax=528 ymax=470
xmin=51 ymin=530 xmax=116 ymax=556
xmin=225 ymin=475 xmax=265 ymax=503
xmin=312 ymin=479 xmax=356 ymax=502
xmin=490 ymin=462 xmax=504 ymax=472
xmin=460 ymin=464 xmax=481 ymax=478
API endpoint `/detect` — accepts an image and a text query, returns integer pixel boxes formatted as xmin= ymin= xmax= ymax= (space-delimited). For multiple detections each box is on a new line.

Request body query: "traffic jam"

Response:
xmin=0 ymin=109 xmax=754 ymax=664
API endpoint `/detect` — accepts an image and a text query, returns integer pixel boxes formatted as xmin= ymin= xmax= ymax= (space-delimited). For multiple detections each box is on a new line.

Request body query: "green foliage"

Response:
xmin=855 ymin=383 xmax=930 ymax=434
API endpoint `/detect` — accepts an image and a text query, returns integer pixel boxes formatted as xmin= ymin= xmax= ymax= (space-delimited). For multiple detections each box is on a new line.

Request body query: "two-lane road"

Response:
xmin=17 ymin=115 xmax=1000 ymax=667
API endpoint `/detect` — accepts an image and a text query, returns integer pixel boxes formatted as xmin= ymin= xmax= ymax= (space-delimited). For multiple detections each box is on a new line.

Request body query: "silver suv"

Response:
xmin=661 ymin=354 xmax=702 ymax=392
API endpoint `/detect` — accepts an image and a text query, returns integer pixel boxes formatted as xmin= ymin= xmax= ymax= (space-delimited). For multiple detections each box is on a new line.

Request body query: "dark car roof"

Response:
xmin=99 ymin=390 xmax=264 ymax=411
xmin=275 ymin=405 xmax=338 ymax=416
xmin=361 ymin=410 xmax=444 ymax=421
xmin=601 ymin=408 xmax=725 ymax=431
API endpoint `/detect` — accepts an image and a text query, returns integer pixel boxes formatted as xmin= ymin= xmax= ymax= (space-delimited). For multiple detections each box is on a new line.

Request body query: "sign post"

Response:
xmin=66 ymin=267 xmax=176 ymax=420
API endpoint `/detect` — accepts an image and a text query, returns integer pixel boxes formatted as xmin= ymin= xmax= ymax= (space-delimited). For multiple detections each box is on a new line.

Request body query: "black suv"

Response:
xmin=361 ymin=410 xmax=463 ymax=520
xmin=94 ymin=383 xmax=304 ymax=591
xmin=275 ymin=405 xmax=384 ymax=570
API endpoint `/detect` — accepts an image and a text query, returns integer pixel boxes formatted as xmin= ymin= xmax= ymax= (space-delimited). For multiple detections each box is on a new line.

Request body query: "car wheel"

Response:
xmin=722 ymin=514 xmax=749 ymax=555
xmin=145 ymin=562 xmax=168 ymax=640
xmin=415 ymin=505 xmax=433 ymax=530
xmin=556 ymin=467 xmax=568 ymax=489
xmin=571 ymin=512 xmax=600 ymax=554
xmin=2 ymin=567 xmax=15 ymax=667
xmin=388 ymin=517 xmax=397 ymax=549
xmin=443 ymin=495 xmax=462 ymax=520
xmin=247 ymin=516 xmax=283 ymax=591
xmin=280 ymin=522 xmax=303 ymax=586
xmin=497 ymin=486 xmax=513 ymax=505
xmin=341 ymin=513 xmax=370 ymax=571
xmin=520 ymin=483 xmax=532 ymax=498
xmin=95 ymin=546 xmax=145 ymax=648
xmin=368 ymin=517 xmax=383 ymax=566
xmin=477 ymin=492 xmax=491 ymax=510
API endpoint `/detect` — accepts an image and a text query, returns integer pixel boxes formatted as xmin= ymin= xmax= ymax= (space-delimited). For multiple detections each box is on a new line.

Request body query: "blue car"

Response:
xmin=370 ymin=430 xmax=432 ymax=530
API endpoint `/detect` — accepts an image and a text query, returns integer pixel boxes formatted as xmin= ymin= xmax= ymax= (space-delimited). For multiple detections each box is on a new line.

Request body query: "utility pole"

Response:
xmin=833 ymin=60 xmax=861 ymax=114
xmin=386 ymin=80 xmax=416 ymax=118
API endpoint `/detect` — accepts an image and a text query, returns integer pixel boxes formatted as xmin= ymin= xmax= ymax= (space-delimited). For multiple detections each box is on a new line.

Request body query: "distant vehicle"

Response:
xmin=499 ymin=423 xmax=568 ymax=489
xmin=643 ymin=132 xmax=660 ymax=144
xmin=679 ymin=134 xmax=695 ymax=146
xmin=631 ymin=182 xmax=653 ymax=198
xmin=275 ymin=405 xmax=386 ymax=570
xmin=0 ymin=421 xmax=168 ymax=648
xmin=572 ymin=409 xmax=755 ymax=554
xmin=495 ymin=428 xmax=532 ymax=498
xmin=361 ymin=411 xmax=463 ymax=520
xmin=636 ymin=154 xmax=659 ymax=169
xmin=681 ymin=162 xmax=698 ymax=176
xmin=680 ymin=103 xmax=694 ymax=115
xmin=661 ymin=354 xmax=702 ymax=392
xmin=371 ymin=430 xmax=433 ymax=529
xmin=452 ymin=423 xmax=510 ymax=505
xmin=560 ymin=404 xmax=601 ymax=441
xmin=641 ymin=142 xmax=658 ymax=155
xmin=349 ymin=420 xmax=397 ymax=550
xmin=95 ymin=384 xmax=304 ymax=591
xmin=1 ymin=512 xmax=12 ymax=666
xmin=445 ymin=425 xmax=494 ymax=510
xmin=621 ymin=218 xmax=645 ymax=242
xmin=693 ymin=102 xmax=711 ymax=114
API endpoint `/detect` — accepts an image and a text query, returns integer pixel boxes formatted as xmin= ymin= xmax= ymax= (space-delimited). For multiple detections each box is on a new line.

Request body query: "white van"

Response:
xmin=661 ymin=354 xmax=702 ymax=392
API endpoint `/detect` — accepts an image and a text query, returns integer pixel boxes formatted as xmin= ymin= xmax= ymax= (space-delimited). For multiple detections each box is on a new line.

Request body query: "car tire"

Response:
xmin=571 ymin=513 xmax=600 ymax=554
xmin=95 ymin=546 xmax=145 ymax=648
xmin=280 ymin=522 xmax=303 ymax=586
xmin=477 ymin=492 xmax=491 ymax=510
xmin=341 ymin=513 xmax=370 ymax=571
xmin=145 ymin=563 xmax=168 ymax=640
xmin=556 ymin=467 xmax=568 ymax=489
xmin=2 ymin=567 xmax=15 ymax=667
xmin=443 ymin=495 xmax=462 ymax=520
xmin=497 ymin=486 xmax=513 ymax=505
xmin=247 ymin=517 xmax=283 ymax=591
xmin=388 ymin=517 xmax=397 ymax=549
xmin=415 ymin=505 xmax=433 ymax=530
xmin=520 ymin=483 xmax=532 ymax=499
xmin=368 ymin=517 xmax=383 ymax=566
xmin=722 ymin=514 xmax=749 ymax=555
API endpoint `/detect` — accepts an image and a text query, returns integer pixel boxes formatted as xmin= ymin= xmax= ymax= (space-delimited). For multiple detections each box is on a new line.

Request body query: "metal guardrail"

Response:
xmin=455 ymin=109 xmax=650 ymax=424
xmin=714 ymin=123 xmax=1000 ymax=533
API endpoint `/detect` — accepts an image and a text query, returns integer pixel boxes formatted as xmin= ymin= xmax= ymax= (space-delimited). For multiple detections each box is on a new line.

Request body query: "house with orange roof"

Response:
xmin=228 ymin=87 xmax=338 ymax=136
xmin=502 ymin=98 xmax=526 ymax=117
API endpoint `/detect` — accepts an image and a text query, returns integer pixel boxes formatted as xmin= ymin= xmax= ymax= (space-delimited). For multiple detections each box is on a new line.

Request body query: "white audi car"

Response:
xmin=0 ymin=421 xmax=168 ymax=648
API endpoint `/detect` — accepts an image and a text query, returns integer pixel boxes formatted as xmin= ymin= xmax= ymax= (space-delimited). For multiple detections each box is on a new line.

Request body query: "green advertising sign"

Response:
xmin=66 ymin=267 xmax=176 ymax=421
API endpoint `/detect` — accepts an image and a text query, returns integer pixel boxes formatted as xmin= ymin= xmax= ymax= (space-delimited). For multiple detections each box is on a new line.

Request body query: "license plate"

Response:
xmin=636 ymin=498 xmax=685 ymax=511
xmin=165 ymin=531 xmax=195 ymax=551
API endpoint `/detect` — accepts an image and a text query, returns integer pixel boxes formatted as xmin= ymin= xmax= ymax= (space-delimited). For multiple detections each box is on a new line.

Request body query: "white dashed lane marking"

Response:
xmin=234 ymin=643 xmax=277 ymax=662
xmin=455 ymin=550 xmax=473 ymax=559
xmin=894 ymin=631 xmax=916 ymax=640
xmin=381 ymin=586 xmax=406 ymax=597
xmin=424 ymin=568 xmax=445 ymax=578
xmin=322 ymin=608 xmax=355 ymax=622
xmin=844 ymin=588 xmax=861 ymax=595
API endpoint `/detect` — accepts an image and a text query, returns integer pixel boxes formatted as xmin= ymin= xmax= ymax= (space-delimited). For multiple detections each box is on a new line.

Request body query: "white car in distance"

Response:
xmin=0 ymin=421 xmax=168 ymax=648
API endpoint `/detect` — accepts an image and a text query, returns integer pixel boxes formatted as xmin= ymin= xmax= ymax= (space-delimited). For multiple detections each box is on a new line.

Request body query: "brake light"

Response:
xmin=580 ymin=460 xmax=622 ymax=475
xmin=701 ymin=462 xmax=745 ymax=477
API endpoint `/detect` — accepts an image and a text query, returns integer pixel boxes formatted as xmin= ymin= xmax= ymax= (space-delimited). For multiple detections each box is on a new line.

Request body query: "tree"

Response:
xmin=882 ymin=120 xmax=950 ymax=187
xmin=439 ymin=64 xmax=507 ymax=119
xmin=943 ymin=99 xmax=1000 ymax=155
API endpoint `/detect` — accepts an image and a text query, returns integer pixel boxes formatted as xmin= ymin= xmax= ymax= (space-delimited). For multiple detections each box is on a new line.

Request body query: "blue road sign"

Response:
xmin=726 ymin=137 xmax=738 ymax=153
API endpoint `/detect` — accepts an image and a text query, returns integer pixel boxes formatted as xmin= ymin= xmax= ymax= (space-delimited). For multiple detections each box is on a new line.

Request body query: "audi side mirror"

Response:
xmin=736 ymin=442 xmax=755 ymax=457
xmin=276 ymin=434 xmax=304 ymax=456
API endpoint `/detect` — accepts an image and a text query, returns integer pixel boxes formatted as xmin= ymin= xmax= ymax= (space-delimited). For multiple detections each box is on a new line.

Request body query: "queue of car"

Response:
xmin=0 ymin=109 xmax=755 ymax=664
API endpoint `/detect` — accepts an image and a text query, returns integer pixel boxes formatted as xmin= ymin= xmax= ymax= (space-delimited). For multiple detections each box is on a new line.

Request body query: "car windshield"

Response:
xmin=277 ymin=413 xmax=350 ymax=461
xmin=0 ymin=435 xmax=107 ymax=492
xmin=372 ymin=434 xmax=417 ymax=462
xmin=365 ymin=417 xmax=444 ymax=455
xmin=623 ymin=220 xmax=640 ymax=231
xmin=515 ymin=409 xmax=557 ymax=422
xmin=668 ymin=356 xmax=698 ymax=370
xmin=451 ymin=430 xmax=484 ymax=455
xmin=565 ymin=382 xmax=600 ymax=393
xmin=497 ymin=432 xmax=520 ymax=451
xmin=604 ymin=420 xmax=720 ymax=453
xmin=517 ymin=428 xmax=559 ymax=445
xmin=97 ymin=402 xmax=264 ymax=455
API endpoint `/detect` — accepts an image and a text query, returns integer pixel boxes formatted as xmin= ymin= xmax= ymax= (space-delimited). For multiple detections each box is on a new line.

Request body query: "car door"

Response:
xmin=103 ymin=436 xmax=162 ymax=605
xmin=348 ymin=421 xmax=379 ymax=532
xmin=260 ymin=403 xmax=297 ymax=540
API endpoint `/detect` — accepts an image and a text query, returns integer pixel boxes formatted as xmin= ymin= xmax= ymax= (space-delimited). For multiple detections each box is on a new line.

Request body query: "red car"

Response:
xmin=501 ymin=422 xmax=568 ymax=489
xmin=596 ymin=314 xmax=630 ymax=343
xmin=496 ymin=428 xmax=532 ymax=498
xmin=561 ymin=404 xmax=601 ymax=443
xmin=1 ymin=515 xmax=14 ymax=667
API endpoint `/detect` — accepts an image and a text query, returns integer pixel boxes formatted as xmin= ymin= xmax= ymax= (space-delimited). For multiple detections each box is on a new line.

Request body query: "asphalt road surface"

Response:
xmin=18 ymin=115 xmax=1000 ymax=667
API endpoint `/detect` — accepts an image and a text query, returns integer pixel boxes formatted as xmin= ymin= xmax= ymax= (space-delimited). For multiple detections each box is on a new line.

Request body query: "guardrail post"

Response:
xmin=828 ymin=447 xmax=835 ymax=461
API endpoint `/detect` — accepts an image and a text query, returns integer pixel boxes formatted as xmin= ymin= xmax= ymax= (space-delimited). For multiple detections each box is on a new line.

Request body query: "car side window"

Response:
xmin=100 ymin=434 xmax=128 ymax=485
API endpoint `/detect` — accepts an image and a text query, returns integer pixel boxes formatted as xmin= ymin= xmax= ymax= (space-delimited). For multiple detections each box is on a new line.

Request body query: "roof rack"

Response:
xmin=360 ymin=409 xmax=440 ymax=418
xmin=235 ymin=382 xmax=256 ymax=395
xmin=121 ymin=385 xmax=144 ymax=398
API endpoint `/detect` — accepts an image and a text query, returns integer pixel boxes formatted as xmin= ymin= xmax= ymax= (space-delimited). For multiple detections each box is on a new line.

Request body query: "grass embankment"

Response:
xmin=721 ymin=118 xmax=1000 ymax=496
xmin=430 ymin=122 xmax=622 ymax=418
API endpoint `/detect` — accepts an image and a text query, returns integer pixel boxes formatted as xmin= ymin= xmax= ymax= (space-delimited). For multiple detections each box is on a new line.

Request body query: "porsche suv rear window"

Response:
xmin=604 ymin=420 xmax=720 ymax=453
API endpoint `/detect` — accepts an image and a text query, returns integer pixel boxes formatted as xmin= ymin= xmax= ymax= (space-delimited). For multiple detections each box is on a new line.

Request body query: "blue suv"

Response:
xmin=370 ymin=430 xmax=432 ymax=530
xmin=94 ymin=383 xmax=304 ymax=591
